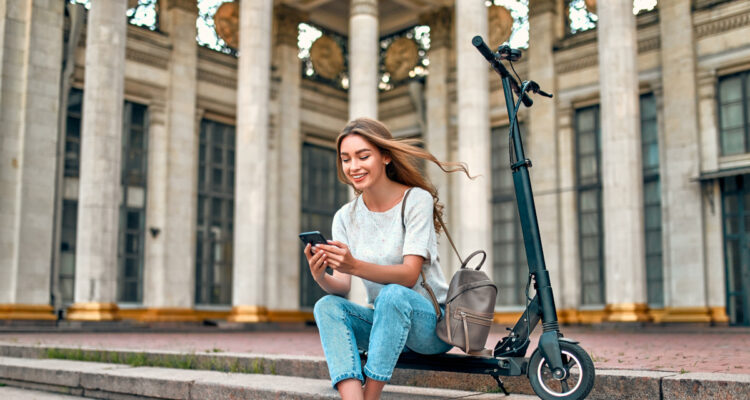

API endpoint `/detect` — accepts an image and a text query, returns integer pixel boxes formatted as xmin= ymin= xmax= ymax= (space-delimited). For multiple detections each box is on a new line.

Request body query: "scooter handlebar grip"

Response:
xmin=522 ymin=94 xmax=533 ymax=107
xmin=472 ymin=36 xmax=495 ymax=61
xmin=538 ymin=89 xmax=554 ymax=98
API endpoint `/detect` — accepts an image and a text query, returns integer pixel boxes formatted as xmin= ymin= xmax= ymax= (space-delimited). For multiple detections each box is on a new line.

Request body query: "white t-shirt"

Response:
xmin=331 ymin=187 xmax=449 ymax=305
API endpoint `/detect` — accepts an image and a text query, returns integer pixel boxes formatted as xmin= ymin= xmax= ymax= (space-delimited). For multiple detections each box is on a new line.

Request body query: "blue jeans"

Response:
xmin=313 ymin=284 xmax=452 ymax=388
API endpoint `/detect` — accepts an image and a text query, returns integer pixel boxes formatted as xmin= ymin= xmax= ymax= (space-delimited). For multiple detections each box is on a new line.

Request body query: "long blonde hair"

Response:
xmin=335 ymin=118 xmax=474 ymax=233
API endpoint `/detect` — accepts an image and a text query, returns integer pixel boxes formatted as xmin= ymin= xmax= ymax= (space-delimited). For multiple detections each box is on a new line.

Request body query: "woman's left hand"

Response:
xmin=317 ymin=241 xmax=358 ymax=274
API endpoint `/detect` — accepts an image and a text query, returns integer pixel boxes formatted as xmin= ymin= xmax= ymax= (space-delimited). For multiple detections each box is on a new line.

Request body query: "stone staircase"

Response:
xmin=1 ymin=344 xmax=748 ymax=399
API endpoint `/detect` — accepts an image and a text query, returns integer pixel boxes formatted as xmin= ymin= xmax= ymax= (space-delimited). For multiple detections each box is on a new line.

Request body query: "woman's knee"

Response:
xmin=374 ymin=284 xmax=411 ymax=309
xmin=313 ymin=294 xmax=347 ymax=320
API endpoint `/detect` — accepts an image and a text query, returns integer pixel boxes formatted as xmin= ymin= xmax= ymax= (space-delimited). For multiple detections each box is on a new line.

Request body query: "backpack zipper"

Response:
xmin=454 ymin=309 xmax=493 ymax=326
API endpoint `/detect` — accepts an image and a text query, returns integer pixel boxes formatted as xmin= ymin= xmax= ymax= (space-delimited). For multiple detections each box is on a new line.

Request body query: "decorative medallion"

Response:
xmin=384 ymin=37 xmax=419 ymax=82
xmin=214 ymin=2 xmax=239 ymax=49
xmin=584 ymin=0 xmax=597 ymax=14
xmin=489 ymin=6 xmax=514 ymax=48
xmin=310 ymin=35 xmax=345 ymax=80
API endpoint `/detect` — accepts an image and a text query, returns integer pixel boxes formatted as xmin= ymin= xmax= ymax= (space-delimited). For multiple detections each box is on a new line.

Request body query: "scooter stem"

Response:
xmin=473 ymin=35 xmax=566 ymax=378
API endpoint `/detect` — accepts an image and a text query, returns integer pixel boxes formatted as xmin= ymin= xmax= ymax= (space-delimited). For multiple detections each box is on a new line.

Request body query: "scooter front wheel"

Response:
xmin=528 ymin=341 xmax=595 ymax=400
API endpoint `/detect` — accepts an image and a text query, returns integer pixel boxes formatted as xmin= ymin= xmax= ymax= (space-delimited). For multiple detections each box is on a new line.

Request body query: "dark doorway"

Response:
xmin=721 ymin=175 xmax=750 ymax=325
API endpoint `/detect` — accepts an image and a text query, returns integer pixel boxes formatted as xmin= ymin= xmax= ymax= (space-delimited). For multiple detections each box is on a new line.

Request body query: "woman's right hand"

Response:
xmin=304 ymin=243 xmax=328 ymax=283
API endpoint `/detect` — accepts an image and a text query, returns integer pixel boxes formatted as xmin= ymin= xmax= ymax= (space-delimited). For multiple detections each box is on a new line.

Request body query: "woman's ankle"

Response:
xmin=363 ymin=377 xmax=386 ymax=400
xmin=337 ymin=378 xmax=364 ymax=400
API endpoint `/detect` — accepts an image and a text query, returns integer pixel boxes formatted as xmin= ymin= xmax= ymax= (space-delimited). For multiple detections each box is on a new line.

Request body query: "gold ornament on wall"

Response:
xmin=584 ymin=0 xmax=597 ymax=14
xmin=489 ymin=5 xmax=513 ymax=48
xmin=214 ymin=2 xmax=239 ymax=49
xmin=310 ymin=35 xmax=345 ymax=80
xmin=384 ymin=37 xmax=419 ymax=82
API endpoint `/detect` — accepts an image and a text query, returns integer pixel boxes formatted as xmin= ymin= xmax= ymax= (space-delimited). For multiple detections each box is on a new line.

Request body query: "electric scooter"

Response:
xmin=381 ymin=36 xmax=596 ymax=400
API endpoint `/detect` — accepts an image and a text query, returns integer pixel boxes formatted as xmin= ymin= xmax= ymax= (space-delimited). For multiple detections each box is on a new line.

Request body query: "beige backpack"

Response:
xmin=402 ymin=189 xmax=498 ymax=356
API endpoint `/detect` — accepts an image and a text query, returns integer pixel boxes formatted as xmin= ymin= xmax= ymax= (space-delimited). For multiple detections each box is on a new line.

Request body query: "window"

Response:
xmin=68 ymin=0 xmax=158 ymax=31
xmin=197 ymin=0 xmax=237 ymax=55
xmin=118 ymin=208 xmax=145 ymax=302
xmin=195 ymin=119 xmax=236 ymax=305
xmin=64 ymin=88 xmax=83 ymax=177
xmin=486 ymin=1 xmax=529 ymax=49
xmin=719 ymin=71 xmax=750 ymax=155
xmin=59 ymin=200 xmax=78 ymax=304
xmin=576 ymin=105 xmax=604 ymax=305
xmin=60 ymin=89 xmax=150 ymax=304
xmin=117 ymin=101 xmax=149 ymax=303
xmin=491 ymin=124 xmax=528 ymax=306
xmin=299 ymin=143 xmax=349 ymax=308
xmin=567 ymin=0 xmax=658 ymax=35
xmin=378 ymin=25 xmax=430 ymax=91
xmin=298 ymin=22 xmax=348 ymax=90
xmin=640 ymin=93 xmax=663 ymax=307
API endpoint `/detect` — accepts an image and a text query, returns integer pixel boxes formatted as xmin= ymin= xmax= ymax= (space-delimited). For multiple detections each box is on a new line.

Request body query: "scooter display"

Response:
xmin=372 ymin=36 xmax=596 ymax=400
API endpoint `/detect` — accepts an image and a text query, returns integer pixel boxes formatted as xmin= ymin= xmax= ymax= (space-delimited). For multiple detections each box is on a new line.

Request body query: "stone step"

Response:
xmin=0 ymin=356 xmax=530 ymax=399
xmin=0 ymin=386 xmax=95 ymax=400
xmin=2 ymin=344 xmax=750 ymax=399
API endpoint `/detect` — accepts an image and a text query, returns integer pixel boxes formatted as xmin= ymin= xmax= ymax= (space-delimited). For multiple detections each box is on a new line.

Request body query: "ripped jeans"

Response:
xmin=313 ymin=284 xmax=452 ymax=388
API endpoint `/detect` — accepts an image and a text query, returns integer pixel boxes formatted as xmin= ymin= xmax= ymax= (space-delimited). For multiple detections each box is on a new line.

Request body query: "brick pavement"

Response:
xmin=0 ymin=324 xmax=748 ymax=375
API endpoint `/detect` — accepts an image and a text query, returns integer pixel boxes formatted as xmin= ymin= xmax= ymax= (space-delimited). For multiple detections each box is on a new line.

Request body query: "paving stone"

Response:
xmin=663 ymin=372 xmax=750 ymax=400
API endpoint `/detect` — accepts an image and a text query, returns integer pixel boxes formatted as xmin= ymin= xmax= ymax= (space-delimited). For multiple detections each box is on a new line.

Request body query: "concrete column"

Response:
xmin=527 ymin=0 xmax=561 ymax=308
xmin=556 ymin=102 xmax=581 ymax=319
xmin=597 ymin=0 xmax=648 ymax=321
xmin=230 ymin=0 xmax=273 ymax=322
xmin=141 ymin=101 xmax=169 ymax=318
xmin=68 ymin=0 xmax=128 ymax=321
xmin=421 ymin=7 xmax=454 ymax=275
xmin=696 ymin=69 xmax=727 ymax=324
xmin=139 ymin=0 xmax=199 ymax=321
xmin=0 ymin=0 xmax=64 ymax=320
xmin=348 ymin=0 xmax=378 ymax=120
xmin=455 ymin=0 xmax=491 ymax=267
xmin=346 ymin=0 xmax=379 ymax=305
xmin=268 ymin=5 xmax=304 ymax=314
xmin=0 ymin=1 xmax=6 ymax=98
xmin=658 ymin=0 xmax=710 ymax=323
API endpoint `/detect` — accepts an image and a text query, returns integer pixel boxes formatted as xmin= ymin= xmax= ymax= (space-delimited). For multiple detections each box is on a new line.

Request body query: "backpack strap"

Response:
xmin=401 ymin=188 xmax=442 ymax=319
xmin=401 ymin=189 xmax=464 ymax=265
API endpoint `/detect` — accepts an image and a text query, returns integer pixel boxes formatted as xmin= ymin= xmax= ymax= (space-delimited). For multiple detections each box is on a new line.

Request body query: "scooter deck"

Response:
xmin=361 ymin=350 xmax=527 ymax=376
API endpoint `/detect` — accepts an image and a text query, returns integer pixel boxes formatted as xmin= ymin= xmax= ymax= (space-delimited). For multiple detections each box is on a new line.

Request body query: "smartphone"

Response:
xmin=299 ymin=231 xmax=328 ymax=249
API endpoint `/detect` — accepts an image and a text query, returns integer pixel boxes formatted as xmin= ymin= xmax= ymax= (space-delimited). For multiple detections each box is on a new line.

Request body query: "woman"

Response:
xmin=305 ymin=118 xmax=472 ymax=400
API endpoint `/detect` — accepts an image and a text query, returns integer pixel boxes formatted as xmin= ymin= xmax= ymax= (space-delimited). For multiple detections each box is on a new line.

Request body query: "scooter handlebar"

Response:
xmin=472 ymin=36 xmax=533 ymax=108
xmin=472 ymin=36 xmax=495 ymax=62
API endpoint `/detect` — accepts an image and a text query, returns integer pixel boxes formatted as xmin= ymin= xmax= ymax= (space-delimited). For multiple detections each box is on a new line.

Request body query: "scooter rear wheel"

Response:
xmin=528 ymin=341 xmax=595 ymax=400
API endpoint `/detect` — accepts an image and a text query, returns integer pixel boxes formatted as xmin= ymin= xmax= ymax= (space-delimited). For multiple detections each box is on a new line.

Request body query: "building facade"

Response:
xmin=1 ymin=0 xmax=749 ymax=326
